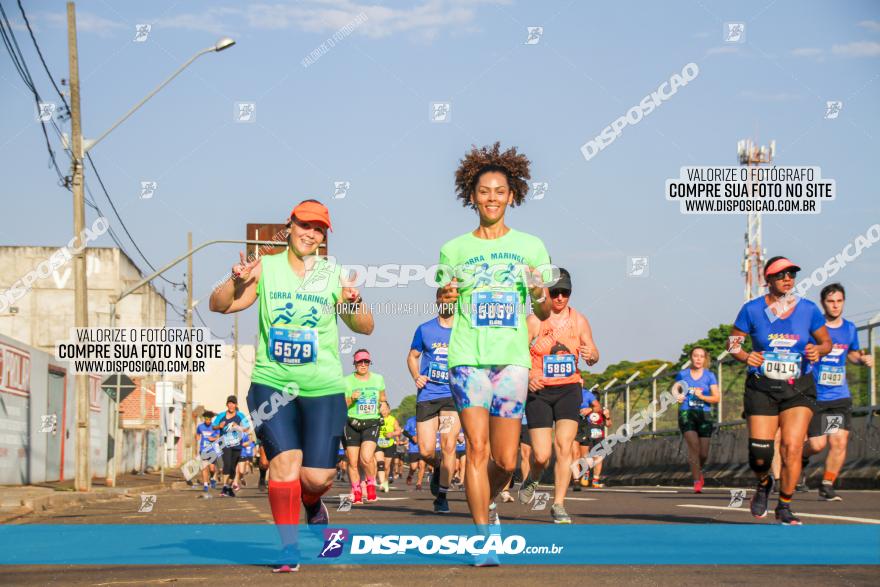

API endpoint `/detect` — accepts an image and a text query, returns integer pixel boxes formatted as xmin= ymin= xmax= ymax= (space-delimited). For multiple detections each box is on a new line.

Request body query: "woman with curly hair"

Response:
xmin=436 ymin=143 xmax=552 ymax=554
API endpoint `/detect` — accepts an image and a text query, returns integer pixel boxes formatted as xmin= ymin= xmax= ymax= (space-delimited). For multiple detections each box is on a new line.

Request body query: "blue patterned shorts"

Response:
xmin=449 ymin=365 xmax=529 ymax=418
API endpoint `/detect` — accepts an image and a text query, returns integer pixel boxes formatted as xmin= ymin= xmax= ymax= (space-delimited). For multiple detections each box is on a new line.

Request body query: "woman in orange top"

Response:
xmin=518 ymin=268 xmax=599 ymax=524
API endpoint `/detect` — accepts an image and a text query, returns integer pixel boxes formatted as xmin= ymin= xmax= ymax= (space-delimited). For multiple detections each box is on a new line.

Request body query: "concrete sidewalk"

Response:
xmin=0 ymin=470 xmax=187 ymax=523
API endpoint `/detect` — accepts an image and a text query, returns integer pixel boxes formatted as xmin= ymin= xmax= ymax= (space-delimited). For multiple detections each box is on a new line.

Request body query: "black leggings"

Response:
xmin=222 ymin=447 xmax=242 ymax=477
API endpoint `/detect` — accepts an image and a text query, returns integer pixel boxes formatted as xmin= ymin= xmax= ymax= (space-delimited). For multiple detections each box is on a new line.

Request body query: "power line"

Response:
xmin=10 ymin=0 xmax=184 ymax=289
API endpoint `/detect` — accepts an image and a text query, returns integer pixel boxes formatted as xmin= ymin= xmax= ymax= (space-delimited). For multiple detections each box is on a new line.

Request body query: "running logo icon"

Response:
xmin=333 ymin=181 xmax=351 ymax=199
xmin=530 ymin=182 xmax=548 ymax=200
xmin=430 ymin=102 xmax=451 ymax=123
xmin=140 ymin=181 xmax=157 ymax=199
xmin=134 ymin=24 xmax=151 ymax=42
xmin=823 ymin=414 xmax=843 ymax=435
xmin=627 ymin=256 xmax=649 ymax=277
xmin=525 ymin=27 xmax=544 ymax=45
xmin=824 ymin=101 xmax=842 ymax=120
xmin=531 ymin=492 xmax=551 ymax=511
xmin=37 ymin=102 xmax=56 ymax=122
xmin=337 ymin=495 xmax=353 ymax=512
xmin=728 ymin=489 xmax=747 ymax=508
xmin=340 ymin=336 xmax=356 ymax=354
xmin=235 ymin=102 xmax=256 ymax=123
xmin=40 ymin=414 xmax=57 ymax=433
xmin=138 ymin=494 xmax=156 ymax=513
xmin=724 ymin=22 xmax=745 ymax=43
xmin=319 ymin=528 xmax=349 ymax=558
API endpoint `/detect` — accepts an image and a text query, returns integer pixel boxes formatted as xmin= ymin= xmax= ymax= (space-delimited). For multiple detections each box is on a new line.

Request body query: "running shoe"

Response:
xmin=430 ymin=469 xmax=441 ymax=497
xmin=818 ymin=482 xmax=842 ymax=502
xmin=210 ymin=479 xmax=217 ymax=489
xmin=305 ymin=499 xmax=329 ymax=525
xmin=591 ymin=480 xmax=604 ymax=488
xmin=488 ymin=502 xmax=500 ymax=526
xmin=416 ymin=482 xmax=423 ymax=491
xmin=272 ymin=564 xmax=300 ymax=573
xmin=750 ymin=477 xmax=774 ymax=518
xmin=518 ymin=478 xmax=539 ymax=504
xmin=380 ymin=480 xmax=390 ymax=493
xmin=551 ymin=504 xmax=572 ymax=524
xmin=406 ymin=474 xmax=413 ymax=486
xmin=775 ymin=503 xmax=803 ymax=525
xmin=366 ymin=482 xmax=378 ymax=503
xmin=694 ymin=476 xmax=705 ymax=494
xmin=472 ymin=553 xmax=500 ymax=567
xmin=500 ymin=490 xmax=515 ymax=503
xmin=433 ymin=496 xmax=450 ymax=514
xmin=232 ymin=483 xmax=241 ymax=492
xmin=202 ymin=484 xmax=209 ymax=493
xmin=352 ymin=489 xmax=363 ymax=505
xmin=579 ymin=477 xmax=590 ymax=487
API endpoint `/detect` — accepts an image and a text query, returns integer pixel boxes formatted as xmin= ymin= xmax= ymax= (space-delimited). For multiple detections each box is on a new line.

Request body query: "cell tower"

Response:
xmin=736 ymin=138 xmax=776 ymax=301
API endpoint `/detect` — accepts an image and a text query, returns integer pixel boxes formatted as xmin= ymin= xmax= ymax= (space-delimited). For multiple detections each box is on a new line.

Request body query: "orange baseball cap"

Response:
xmin=289 ymin=200 xmax=332 ymax=231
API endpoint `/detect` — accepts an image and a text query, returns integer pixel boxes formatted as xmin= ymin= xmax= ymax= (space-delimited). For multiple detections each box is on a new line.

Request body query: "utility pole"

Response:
xmin=184 ymin=232 xmax=193 ymax=462
xmin=737 ymin=138 xmax=775 ymax=301
xmin=233 ymin=314 xmax=239 ymax=398
xmin=67 ymin=1 xmax=90 ymax=492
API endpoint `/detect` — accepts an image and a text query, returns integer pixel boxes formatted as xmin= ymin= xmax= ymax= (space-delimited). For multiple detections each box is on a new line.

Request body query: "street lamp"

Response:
xmin=64 ymin=12 xmax=234 ymax=490
xmin=83 ymin=37 xmax=236 ymax=152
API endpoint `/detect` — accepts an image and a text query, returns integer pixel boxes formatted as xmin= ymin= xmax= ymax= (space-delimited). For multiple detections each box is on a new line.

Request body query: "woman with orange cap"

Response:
xmin=210 ymin=199 xmax=374 ymax=572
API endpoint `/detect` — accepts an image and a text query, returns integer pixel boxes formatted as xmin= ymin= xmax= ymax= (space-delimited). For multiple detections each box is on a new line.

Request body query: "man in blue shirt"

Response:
xmin=804 ymin=284 xmax=874 ymax=501
xmin=406 ymin=293 xmax=458 ymax=513
xmin=212 ymin=395 xmax=252 ymax=497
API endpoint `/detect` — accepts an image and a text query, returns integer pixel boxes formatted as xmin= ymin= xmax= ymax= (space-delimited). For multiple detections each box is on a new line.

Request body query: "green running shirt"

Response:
xmin=436 ymin=228 xmax=551 ymax=368
xmin=345 ymin=372 xmax=385 ymax=420
xmin=251 ymin=252 xmax=345 ymax=397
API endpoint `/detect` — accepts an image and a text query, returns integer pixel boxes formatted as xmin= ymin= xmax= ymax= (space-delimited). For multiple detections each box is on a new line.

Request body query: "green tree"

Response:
xmin=392 ymin=394 xmax=417 ymax=422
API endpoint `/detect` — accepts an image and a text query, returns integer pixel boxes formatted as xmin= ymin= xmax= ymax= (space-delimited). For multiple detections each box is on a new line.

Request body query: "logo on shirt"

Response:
xmin=828 ymin=345 xmax=847 ymax=357
xmin=767 ymin=333 xmax=799 ymax=349
xmin=319 ymin=528 xmax=349 ymax=558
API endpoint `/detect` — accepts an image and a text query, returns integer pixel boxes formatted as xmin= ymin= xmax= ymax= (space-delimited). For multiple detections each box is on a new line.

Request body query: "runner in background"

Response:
xmin=803 ymin=283 xmax=874 ymax=501
xmin=728 ymin=256 xmax=831 ymax=525
xmin=403 ymin=415 xmax=425 ymax=488
xmin=453 ymin=431 xmax=467 ymax=488
xmin=210 ymin=199 xmax=373 ymax=572
xmin=584 ymin=399 xmax=611 ymax=488
xmin=376 ymin=401 xmax=401 ymax=493
xmin=436 ymin=142 xmax=552 ymax=548
xmin=407 ymin=292 xmax=460 ymax=513
xmin=343 ymin=350 xmax=386 ymax=504
xmin=520 ymin=268 xmax=599 ymax=523
xmin=238 ymin=432 xmax=255 ymax=489
xmin=212 ymin=396 xmax=252 ymax=497
xmin=196 ymin=411 xmax=218 ymax=492
xmin=573 ymin=388 xmax=600 ymax=490
xmin=256 ymin=439 xmax=268 ymax=490
xmin=675 ymin=347 xmax=720 ymax=493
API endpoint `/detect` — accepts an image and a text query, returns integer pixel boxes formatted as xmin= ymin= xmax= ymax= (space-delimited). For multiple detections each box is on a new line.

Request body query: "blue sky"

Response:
xmin=2 ymin=0 xmax=879 ymax=406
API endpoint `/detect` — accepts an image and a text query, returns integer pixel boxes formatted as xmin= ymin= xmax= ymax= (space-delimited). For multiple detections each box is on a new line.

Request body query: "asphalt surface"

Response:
xmin=5 ymin=471 xmax=879 ymax=585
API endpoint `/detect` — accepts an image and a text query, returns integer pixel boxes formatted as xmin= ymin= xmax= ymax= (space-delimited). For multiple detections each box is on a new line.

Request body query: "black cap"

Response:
xmin=226 ymin=395 xmax=238 ymax=405
xmin=551 ymin=267 xmax=572 ymax=291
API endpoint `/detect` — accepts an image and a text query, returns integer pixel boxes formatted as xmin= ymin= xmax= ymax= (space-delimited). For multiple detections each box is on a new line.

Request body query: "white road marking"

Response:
xmin=592 ymin=489 xmax=678 ymax=494
xmin=677 ymin=504 xmax=880 ymax=525
xmin=565 ymin=497 xmax=597 ymax=501
xmin=376 ymin=497 xmax=410 ymax=501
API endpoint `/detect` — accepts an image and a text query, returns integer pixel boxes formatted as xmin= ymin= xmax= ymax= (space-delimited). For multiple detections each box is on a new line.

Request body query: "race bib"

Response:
xmin=687 ymin=389 xmax=706 ymax=409
xmin=269 ymin=328 xmax=317 ymax=365
xmin=589 ymin=427 xmax=604 ymax=439
xmin=471 ymin=290 xmax=518 ymax=328
xmin=543 ymin=354 xmax=576 ymax=379
xmin=428 ymin=361 xmax=449 ymax=384
xmin=357 ymin=396 xmax=378 ymax=415
xmin=762 ymin=351 xmax=801 ymax=381
xmin=818 ymin=365 xmax=845 ymax=387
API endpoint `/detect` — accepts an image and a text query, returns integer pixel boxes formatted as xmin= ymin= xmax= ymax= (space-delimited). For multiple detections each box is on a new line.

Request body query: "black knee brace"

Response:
xmin=377 ymin=460 xmax=385 ymax=472
xmin=748 ymin=438 xmax=774 ymax=474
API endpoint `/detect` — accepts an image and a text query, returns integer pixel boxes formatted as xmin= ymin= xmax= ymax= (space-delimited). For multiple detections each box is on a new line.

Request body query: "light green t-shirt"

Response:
xmin=251 ymin=252 xmax=345 ymax=397
xmin=345 ymin=372 xmax=385 ymax=420
xmin=436 ymin=228 xmax=551 ymax=368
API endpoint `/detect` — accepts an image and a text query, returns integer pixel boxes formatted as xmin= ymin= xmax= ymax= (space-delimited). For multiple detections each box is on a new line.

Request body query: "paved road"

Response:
xmin=5 ymin=473 xmax=879 ymax=585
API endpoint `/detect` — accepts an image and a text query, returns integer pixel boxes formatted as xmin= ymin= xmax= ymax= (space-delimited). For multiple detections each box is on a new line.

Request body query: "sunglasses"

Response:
xmin=549 ymin=288 xmax=571 ymax=298
xmin=355 ymin=360 xmax=371 ymax=365
xmin=769 ymin=270 xmax=798 ymax=280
